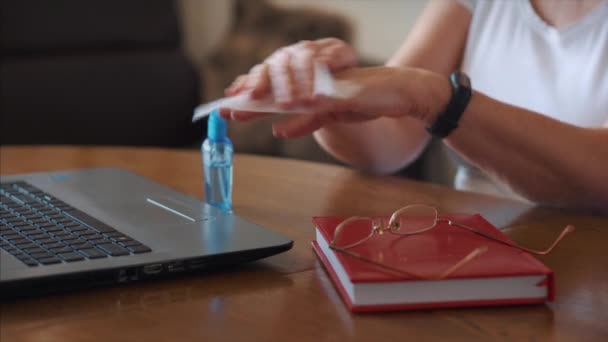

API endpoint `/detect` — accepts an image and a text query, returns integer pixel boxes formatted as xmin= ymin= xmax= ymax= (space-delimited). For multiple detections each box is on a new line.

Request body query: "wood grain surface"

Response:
xmin=1 ymin=146 xmax=606 ymax=341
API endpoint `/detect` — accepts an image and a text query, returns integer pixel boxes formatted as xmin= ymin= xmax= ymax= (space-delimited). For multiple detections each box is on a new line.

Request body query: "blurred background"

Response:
xmin=1 ymin=0 xmax=454 ymax=184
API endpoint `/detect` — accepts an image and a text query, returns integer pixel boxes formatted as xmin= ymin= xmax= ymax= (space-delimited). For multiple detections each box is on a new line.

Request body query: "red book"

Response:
xmin=312 ymin=213 xmax=554 ymax=312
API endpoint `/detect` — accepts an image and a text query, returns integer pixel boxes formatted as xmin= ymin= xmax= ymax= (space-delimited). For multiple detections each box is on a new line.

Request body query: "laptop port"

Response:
xmin=142 ymin=263 xmax=163 ymax=275
xmin=117 ymin=268 xmax=139 ymax=282
xmin=188 ymin=260 xmax=207 ymax=270
xmin=167 ymin=262 xmax=185 ymax=273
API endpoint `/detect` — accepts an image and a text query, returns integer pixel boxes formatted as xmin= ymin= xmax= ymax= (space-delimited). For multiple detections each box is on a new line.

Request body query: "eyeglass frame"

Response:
xmin=328 ymin=204 xmax=575 ymax=279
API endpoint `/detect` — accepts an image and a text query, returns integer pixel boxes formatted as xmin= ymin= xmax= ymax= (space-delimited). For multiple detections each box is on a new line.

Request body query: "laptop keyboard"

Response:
xmin=0 ymin=181 xmax=151 ymax=267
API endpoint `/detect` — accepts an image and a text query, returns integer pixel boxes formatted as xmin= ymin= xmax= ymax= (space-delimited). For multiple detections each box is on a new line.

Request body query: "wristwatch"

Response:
xmin=426 ymin=71 xmax=472 ymax=138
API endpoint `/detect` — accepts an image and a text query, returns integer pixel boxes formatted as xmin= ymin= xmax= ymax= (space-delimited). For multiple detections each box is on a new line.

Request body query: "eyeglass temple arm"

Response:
xmin=330 ymin=247 xmax=424 ymax=279
xmin=448 ymin=221 xmax=576 ymax=255
xmin=438 ymin=246 xmax=488 ymax=279
xmin=329 ymin=245 xmax=488 ymax=280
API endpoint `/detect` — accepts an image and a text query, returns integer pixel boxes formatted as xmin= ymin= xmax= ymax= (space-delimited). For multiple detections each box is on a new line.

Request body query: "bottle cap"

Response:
xmin=207 ymin=109 xmax=228 ymax=142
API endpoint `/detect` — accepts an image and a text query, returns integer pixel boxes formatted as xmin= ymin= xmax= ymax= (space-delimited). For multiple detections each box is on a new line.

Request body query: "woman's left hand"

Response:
xmin=223 ymin=66 xmax=451 ymax=138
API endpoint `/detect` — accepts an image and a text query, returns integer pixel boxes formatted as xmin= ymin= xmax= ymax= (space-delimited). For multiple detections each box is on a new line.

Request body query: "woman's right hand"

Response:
xmin=221 ymin=38 xmax=358 ymax=117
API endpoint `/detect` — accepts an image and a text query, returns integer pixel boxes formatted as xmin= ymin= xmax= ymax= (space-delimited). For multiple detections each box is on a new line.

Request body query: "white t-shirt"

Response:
xmin=453 ymin=0 xmax=608 ymax=200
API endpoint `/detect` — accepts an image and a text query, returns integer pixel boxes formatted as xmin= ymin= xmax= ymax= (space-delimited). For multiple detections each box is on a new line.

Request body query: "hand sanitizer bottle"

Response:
xmin=202 ymin=109 xmax=233 ymax=212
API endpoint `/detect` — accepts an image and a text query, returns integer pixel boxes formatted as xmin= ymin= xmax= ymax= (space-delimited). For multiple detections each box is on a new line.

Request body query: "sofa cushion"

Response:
xmin=1 ymin=0 xmax=180 ymax=57
xmin=1 ymin=50 xmax=201 ymax=146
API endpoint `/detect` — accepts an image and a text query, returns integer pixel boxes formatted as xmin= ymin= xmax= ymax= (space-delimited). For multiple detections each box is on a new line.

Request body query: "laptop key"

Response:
xmin=17 ymin=210 xmax=36 ymax=217
xmin=119 ymin=240 xmax=141 ymax=247
xmin=55 ymin=218 xmax=73 ymax=225
xmin=68 ymin=226 xmax=89 ymax=234
xmin=20 ymin=258 xmax=39 ymax=267
xmin=72 ymin=242 xmax=94 ymax=250
xmin=42 ymin=226 xmax=63 ymax=233
xmin=1 ymin=229 xmax=14 ymax=236
xmin=88 ymin=238 xmax=110 ymax=245
xmin=128 ymin=245 xmax=152 ymax=254
xmin=79 ymin=248 xmax=107 ymax=259
xmin=22 ymin=229 xmax=43 ymax=236
xmin=24 ymin=247 xmax=45 ymax=254
xmin=64 ymin=238 xmax=85 ymax=245
xmin=29 ymin=218 xmax=48 ymax=225
xmin=97 ymin=243 xmax=130 ymax=256
xmin=45 ymin=242 xmax=67 ymax=249
xmin=38 ymin=237 xmax=58 ymax=245
xmin=30 ymin=233 xmax=51 ymax=240
xmin=80 ymin=233 xmax=103 ymax=241
xmin=4 ymin=247 xmax=18 ymax=254
xmin=18 ymin=242 xmax=38 ymax=250
xmin=15 ymin=224 xmax=39 ymax=231
xmin=104 ymin=232 xmax=124 ymax=238
xmin=111 ymin=236 xmax=133 ymax=244
xmin=10 ymin=237 xmax=30 ymax=245
xmin=30 ymin=251 xmax=54 ymax=259
xmin=10 ymin=221 xmax=29 ymax=227
xmin=12 ymin=253 xmax=29 ymax=260
xmin=52 ymin=232 xmax=71 ymax=239
xmin=3 ymin=233 xmax=22 ymax=240
xmin=38 ymin=256 xmax=61 ymax=265
xmin=58 ymin=252 xmax=85 ymax=262
xmin=37 ymin=222 xmax=58 ymax=229
xmin=5 ymin=217 xmax=23 ymax=223
xmin=50 ymin=246 xmax=74 ymax=254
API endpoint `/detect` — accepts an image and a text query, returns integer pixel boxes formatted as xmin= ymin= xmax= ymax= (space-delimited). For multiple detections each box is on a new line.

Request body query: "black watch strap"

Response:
xmin=426 ymin=71 xmax=472 ymax=138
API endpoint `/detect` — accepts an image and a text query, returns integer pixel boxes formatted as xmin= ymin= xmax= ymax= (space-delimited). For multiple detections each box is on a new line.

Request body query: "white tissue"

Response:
xmin=192 ymin=63 xmax=360 ymax=122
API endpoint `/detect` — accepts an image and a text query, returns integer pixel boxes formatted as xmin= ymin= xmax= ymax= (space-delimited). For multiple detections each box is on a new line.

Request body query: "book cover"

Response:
xmin=312 ymin=213 xmax=554 ymax=312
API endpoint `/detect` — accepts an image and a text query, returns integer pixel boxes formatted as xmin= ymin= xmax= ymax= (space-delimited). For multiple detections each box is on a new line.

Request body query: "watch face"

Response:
xmin=455 ymin=71 xmax=471 ymax=88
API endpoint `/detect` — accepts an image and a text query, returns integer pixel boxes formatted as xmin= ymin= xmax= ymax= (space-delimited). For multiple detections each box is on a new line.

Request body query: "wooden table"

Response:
xmin=1 ymin=146 xmax=607 ymax=341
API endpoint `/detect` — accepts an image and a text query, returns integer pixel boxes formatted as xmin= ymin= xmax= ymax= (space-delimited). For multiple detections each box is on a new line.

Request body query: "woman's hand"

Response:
xmin=219 ymin=38 xmax=358 ymax=128
xmin=224 ymin=65 xmax=451 ymax=138
xmin=224 ymin=38 xmax=357 ymax=103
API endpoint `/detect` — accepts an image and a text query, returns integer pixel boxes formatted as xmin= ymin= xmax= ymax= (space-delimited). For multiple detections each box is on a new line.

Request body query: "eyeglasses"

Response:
xmin=329 ymin=204 xmax=575 ymax=280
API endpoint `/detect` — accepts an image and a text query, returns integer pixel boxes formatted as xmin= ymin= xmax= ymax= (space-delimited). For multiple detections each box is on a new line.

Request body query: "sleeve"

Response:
xmin=455 ymin=0 xmax=475 ymax=12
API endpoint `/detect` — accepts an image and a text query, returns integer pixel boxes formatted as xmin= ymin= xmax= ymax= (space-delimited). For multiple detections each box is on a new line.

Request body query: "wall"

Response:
xmin=177 ymin=0 xmax=233 ymax=65
xmin=177 ymin=0 xmax=429 ymax=65
xmin=269 ymin=0 xmax=428 ymax=62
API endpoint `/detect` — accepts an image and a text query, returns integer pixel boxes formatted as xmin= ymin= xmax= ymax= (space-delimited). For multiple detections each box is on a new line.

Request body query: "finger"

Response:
xmin=272 ymin=113 xmax=330 ymax=138
xmin=233 ymin=110 xmax=275 ymax=121
xmin=268 ymin=50 xmax=297 ymax=106
xmin=306 ymin=94 xmax=347 ymax=114
xmin=219 ymin=108 xmax=232 ymax=119
xmin=292 ymin=48 xmax=315 ymax=101
xmin=317 ymin=43 xmax=357 ymax=71
xmin=292 ymin=40 xmax=318 ymax=51
xmin=246 ymin=63 xmax=271 ymax=99
xmin=225 ymin=75 xmax=249 ymax=96
xmin=315 ymin=37 xmax=345 ymax=50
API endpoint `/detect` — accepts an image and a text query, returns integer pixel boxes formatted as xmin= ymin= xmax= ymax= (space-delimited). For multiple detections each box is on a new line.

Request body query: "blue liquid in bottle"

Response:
xmin=202 ymin=110 xmax=233 ymax=212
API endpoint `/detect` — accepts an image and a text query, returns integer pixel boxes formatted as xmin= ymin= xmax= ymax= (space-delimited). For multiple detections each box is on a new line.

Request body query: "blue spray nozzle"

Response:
xmin=207 ymin=109 xmax=228 ymax=142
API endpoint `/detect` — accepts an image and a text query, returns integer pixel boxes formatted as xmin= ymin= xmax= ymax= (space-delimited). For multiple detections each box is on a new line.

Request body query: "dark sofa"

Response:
xmin=1 ymin=0 xmax=202 ymax=147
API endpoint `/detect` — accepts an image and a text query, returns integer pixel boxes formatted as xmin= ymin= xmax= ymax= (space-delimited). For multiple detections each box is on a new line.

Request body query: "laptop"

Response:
xmin=0 ymin=167 xmax=293 ymax=299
